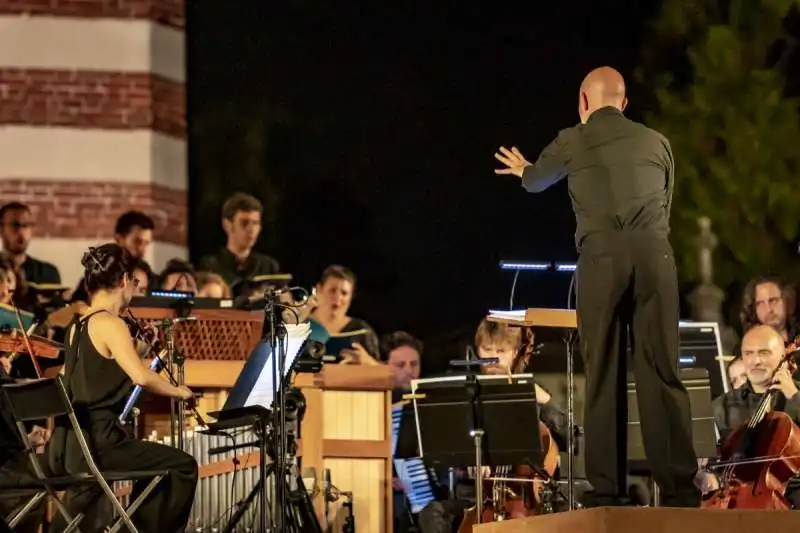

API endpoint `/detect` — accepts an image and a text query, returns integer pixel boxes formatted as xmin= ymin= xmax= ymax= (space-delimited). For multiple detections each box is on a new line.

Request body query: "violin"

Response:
xmin=458 ymin=329 xmax=560 ymax=531
xmin=121 ymin=310 xmax=206 ymax=428
xmin=702 ymin=336 xmax=800 ymax=510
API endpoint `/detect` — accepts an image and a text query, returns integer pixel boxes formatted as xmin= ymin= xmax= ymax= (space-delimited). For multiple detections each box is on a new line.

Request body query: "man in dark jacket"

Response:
xmin=494 ymin=66 xmax=698 ymax=508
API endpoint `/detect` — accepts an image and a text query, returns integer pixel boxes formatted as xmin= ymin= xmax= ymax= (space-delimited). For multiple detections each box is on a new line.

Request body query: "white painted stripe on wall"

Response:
xmin=0 ymin=16 xmax=185 ymax=83
xmin=0 ymin=126 xmax=187 ymax=190
xmin=16 ymin=238 xmax=188 ymax=288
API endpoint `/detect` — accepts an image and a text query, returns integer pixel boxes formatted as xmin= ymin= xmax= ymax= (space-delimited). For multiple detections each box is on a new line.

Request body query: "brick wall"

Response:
xmin=0 ymin=0 xmax=185 ymax=28
xmin=0 ymin=69 xmax=185 ymax=137
xmin=0 ymin=179 xmax=187 ymax=246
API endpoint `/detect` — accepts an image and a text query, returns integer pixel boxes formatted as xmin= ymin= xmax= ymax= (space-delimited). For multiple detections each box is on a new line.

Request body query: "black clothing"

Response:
xmin=0 ymin=360 xmax=46 ymax=533
xmin=337 ymin=317 xmax=381 ymax=360
xmin=47 ymin=311 xmax=198 ymax=533
xmin=198 ymin=247 xmax=281 ymax=289
xmin=712 ymin=381 xmax=800 ymax=508
xmin=20 ymin=255 xmax=61 ymax=286
xmin=714 ymin=381 xmax=800 ymax=441
xmin=0 ymin=365 xmax=21 ymax=456
xmin=522 ymin=106 xmax=674 ymax=250
xmin=524 ymin=107 xmax=698 ymax=506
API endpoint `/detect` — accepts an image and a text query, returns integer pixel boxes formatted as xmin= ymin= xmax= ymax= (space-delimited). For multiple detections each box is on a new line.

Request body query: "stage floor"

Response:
xmin=472 ymin=506 xmax=800 ymax=533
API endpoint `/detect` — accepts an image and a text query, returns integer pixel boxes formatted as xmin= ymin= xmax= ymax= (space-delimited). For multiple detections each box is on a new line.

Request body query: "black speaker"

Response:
xmin=677 ymin=322 xmax=729 ymax=400
xmin=627 ymin=368 xmax=718 ymax=467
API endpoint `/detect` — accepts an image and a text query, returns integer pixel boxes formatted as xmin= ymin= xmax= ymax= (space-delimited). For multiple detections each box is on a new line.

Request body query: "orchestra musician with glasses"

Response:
xmin=45 ymin=243 xmax=198 ymax=533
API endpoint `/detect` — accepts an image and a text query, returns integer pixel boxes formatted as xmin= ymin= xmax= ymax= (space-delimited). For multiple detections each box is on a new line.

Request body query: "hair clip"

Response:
xmin=86 ymin=247 xmax=103 ymax=268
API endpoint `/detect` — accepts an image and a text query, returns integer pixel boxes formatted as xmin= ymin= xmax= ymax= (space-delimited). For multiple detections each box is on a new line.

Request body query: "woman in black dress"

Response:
xmin=47 ymin=243 xmax=198 ymax=533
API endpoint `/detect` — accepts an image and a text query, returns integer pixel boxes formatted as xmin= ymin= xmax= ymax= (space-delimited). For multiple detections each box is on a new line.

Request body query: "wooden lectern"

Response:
xmin=295 ymin=364 xmax=395 ymax=533
xmin=191 ymin=365 xmax=396 ymax=533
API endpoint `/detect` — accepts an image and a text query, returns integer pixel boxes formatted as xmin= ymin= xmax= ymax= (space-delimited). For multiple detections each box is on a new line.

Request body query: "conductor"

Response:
xmin=494 ymin=67 xmax=699 ymax=507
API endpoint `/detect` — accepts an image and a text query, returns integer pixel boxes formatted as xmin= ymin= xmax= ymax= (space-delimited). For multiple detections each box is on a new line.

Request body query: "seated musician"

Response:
xmin=701 ymin=324 xmax=800 ymax=507
xmin=415 ymin=321 xmax=569 ymax=533
xmin=159 ymin=259 xmax=199 ymax=294
xmin=0 ymin=350 xmax=50 ymax=533
xmin=0 ymin=254 xmax=22 ymax=307
xmin=196 ymin=271 xmax=232 ymax=298
xmin=46 ymin=243 xmax=198 ymax=533
xmin=71 ymin=211 xmax=156 ymax=303
xmin=473 ymin=319 xmax=567 ymax=446
xmin=737 ymin=276 xmax=799 ymax=352
xmin=383 ymin=331 xmax=441 ymax=533
xmin=727 ymin=355 xmax=747 ymax=390
xmin=310 ymin=265 xmax=381 ymax=360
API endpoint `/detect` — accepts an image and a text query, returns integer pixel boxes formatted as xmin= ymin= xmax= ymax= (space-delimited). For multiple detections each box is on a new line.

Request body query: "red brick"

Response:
xmin=0 ymin=179 xmax=187 ymax=246
xmin=0 ymin=69 xmax=185 ymax=138
xmin=0 ymin=0 xmax=185 ymax=30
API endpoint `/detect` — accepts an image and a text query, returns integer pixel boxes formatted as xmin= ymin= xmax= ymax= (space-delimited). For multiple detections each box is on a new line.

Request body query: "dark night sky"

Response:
xmin=186 ymin=0 xmax=663 ymax=360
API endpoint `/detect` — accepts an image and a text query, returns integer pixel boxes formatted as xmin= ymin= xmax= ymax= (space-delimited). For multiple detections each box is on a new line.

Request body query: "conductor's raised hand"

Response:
xmin=494 ymin=146 xmax=531 ymax=178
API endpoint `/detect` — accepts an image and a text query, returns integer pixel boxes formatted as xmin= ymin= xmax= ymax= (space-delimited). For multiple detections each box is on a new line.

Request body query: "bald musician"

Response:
xmin=494 ymin=67 xmax=699 ymax=507
xmin=705 ymin=324 xmax=800 ymax=507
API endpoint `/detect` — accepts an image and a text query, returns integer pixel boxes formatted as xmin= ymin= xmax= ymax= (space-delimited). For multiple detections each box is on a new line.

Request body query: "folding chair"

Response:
xmin=1 ymin=377 xmax=169 ymax=533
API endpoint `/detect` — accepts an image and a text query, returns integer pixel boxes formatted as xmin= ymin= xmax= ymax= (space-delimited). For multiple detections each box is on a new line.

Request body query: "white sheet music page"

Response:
xmin=244 ymin=322 xmax=311 ymax=409
xmin=487 ymin=309 xmax=526 ymax=321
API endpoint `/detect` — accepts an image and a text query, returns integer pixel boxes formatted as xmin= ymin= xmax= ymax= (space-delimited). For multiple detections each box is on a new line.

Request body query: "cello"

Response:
xmin=702 ymin=336 xmax=800 ymax=510
xmin=457 ymin=328 xmax=561 ymax=531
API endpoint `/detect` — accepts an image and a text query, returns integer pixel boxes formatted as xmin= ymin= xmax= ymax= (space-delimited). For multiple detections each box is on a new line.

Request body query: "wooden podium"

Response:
xmin=472 ymin=507 xmax=800 ymax=533
xmin=295 ymin=364 xmax=395 ymax=533
xmin=186 ymin=365 xmax=395 ymax=533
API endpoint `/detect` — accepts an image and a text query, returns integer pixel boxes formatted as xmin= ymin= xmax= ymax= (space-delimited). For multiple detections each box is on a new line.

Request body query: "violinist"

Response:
xmin=418 ymin=320 xmax=568 ymax=532
xmin=474 ymin=319 xmax=567 ymax=446
xmin=46 ymin=243 xmax=198 ymax=533
xmin=704 ymin=324 xmax=800 ymax=507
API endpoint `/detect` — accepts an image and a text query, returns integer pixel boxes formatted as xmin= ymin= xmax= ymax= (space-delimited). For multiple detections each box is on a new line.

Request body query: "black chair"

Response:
xmin=1 ymin=377 xmax=169 ymax=533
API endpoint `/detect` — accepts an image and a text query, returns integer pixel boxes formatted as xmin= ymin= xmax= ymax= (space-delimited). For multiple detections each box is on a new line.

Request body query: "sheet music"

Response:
xmin=244 ymin=322 xmax=311 ymax=409
xmin=487 ymin=309 xmax=526 ymax=321
xmin=409 ymin=373 xmax=534 ymax=457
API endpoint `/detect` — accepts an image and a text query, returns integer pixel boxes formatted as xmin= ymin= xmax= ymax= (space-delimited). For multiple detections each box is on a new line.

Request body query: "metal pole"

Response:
xmin=471 ymin=429 xmax=484 ymax=524
xmin=566 ymin=336 xmax=576 ymax=509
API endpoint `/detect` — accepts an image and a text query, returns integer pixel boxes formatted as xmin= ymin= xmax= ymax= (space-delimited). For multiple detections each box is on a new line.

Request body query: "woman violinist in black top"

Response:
xmin=47 ymin=243 xmax=198 ymax=533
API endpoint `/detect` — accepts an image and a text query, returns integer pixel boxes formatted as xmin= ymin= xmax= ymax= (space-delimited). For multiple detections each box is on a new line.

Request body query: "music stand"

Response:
xmin=211 ymin=322 xmax=311 ymax=533
xmin=409 ymin=374 xmax=543 ymax=524
xmin=488 ymin=308 xmax=579 ymax=509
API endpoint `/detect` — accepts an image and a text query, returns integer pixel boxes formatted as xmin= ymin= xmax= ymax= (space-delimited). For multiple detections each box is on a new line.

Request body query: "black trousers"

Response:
xmin=576 ymin=232 xmax=698 ymax=505
xmin=47 ymin=418 xmax=198 ymax=533
xmin=0 ymin=451 xmax=47 ymax=533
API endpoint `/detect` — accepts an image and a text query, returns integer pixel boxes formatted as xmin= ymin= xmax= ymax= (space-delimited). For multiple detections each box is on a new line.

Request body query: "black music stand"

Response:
xmin=409 ymin=374 xmax=543 ymax=524
xmin=207 ymin=323 xmax=321 ymax=533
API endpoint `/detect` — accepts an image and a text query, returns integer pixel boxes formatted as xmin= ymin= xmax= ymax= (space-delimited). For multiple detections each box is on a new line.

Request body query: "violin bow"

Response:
xmin=13 ymin=306 xmax=42 ymax=378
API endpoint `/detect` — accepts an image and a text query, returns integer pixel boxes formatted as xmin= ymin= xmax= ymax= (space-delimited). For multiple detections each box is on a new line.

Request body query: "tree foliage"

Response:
xmin=637 ymin=0 xmax=800 ymax=288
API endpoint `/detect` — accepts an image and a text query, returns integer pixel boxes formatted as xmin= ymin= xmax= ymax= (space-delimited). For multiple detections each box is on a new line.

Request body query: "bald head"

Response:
xmin=578 ymin=66 xmax=628 ymax=124
xmin=741 ymin=324 xmax=786 ymax=389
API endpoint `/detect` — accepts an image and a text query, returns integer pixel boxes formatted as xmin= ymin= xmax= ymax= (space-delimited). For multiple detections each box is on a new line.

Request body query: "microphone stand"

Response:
xmin=265 ymin=289 xmax=288 ymax=533
xmin=161 ymin=317 xmax=196 ymax=451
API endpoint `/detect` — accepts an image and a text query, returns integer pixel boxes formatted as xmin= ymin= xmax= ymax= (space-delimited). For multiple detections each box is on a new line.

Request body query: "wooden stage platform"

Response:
xmin=472 ymin=507 xmax=800 ymax=533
